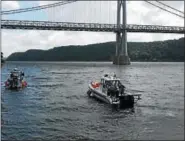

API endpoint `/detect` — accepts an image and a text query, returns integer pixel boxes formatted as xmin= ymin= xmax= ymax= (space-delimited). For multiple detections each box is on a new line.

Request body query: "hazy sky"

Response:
xmin=1 ymin=1 xmax=184 ymax=57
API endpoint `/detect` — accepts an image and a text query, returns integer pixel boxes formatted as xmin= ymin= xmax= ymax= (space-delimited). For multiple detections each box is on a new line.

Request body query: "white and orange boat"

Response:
xmin=5 ymin=68 xmax=27 ymax=90
xmin=87 ymin=73 xmax=141 ymax=108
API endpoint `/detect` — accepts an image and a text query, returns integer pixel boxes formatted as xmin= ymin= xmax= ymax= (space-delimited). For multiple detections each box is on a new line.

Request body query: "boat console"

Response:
xmin=101 ymin=74 xmax=125 ymax=97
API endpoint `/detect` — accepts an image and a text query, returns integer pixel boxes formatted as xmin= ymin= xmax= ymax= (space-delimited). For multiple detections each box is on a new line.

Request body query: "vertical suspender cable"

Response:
xmin=72 ymin=2 xmax=74 ymax=23
xmin=75 ymin=2 xmax=76 ymax=23
xmin=54 ymin=2 xmax=56 ymax=22
xmin=61 ymin=4 xmax=63 ymax=22
xmin=94 ymin=1 xmax=96 ymax=23
xmin=48 ymin=3 xmax=51 ymax=22
xmin=100 ymin=0 xmax=101 ymax=23
xmin=83 ymin=1 xmax=85 ymax=23
xmin=108 ymin=1 xmax=111 ymax=24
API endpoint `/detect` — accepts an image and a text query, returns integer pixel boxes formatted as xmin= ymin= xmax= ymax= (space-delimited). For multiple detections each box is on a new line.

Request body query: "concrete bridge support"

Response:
xmin=113 ymin=0 xmax=130 ymax=65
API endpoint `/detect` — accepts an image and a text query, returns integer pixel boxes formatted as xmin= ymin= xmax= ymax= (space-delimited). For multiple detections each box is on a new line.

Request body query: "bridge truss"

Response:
xmin=1 ymin=20 xmax=184 ymax=34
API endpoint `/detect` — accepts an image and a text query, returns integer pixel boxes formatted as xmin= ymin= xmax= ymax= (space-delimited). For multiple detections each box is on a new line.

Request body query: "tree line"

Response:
xmin=6 ymin=37 xmax=184 ymax=62
xmin=1 ymin=52 xmax=5 ymax=65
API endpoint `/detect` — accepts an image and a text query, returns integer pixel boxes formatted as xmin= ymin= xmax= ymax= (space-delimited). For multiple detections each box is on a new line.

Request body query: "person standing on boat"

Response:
xmin=118 ymin=81 xmax=125 ymax=95
xmin=9 ymin=70 xmax=15 ymax=86
xmin=20 ymin=71 xmax=24 ymax=81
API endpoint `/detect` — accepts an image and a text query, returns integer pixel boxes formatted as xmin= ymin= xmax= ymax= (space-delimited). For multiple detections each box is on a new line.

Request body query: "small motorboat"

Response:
xmin=5 ymin=68 xmax=27 ymax=90
xmin=87 ymin=73 xmax=141 ymax=108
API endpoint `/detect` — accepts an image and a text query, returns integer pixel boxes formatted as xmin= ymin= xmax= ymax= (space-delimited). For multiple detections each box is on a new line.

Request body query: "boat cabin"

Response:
xmin=101 ymin=74 xmax=122 ymax=89
xmin=100 ymin=74 xmax=126 ymax=96
xmin=10 ymin=69 xmax=24 ymax=81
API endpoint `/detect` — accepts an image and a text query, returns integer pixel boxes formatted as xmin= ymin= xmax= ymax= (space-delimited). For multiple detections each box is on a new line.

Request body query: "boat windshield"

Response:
xmin=12 ymin=71 xmax=19 ymax=76
xmin=105 ymin=80 xmax=121 ymax=88
xmin=10 ymin=70 xmax=23 ymax=78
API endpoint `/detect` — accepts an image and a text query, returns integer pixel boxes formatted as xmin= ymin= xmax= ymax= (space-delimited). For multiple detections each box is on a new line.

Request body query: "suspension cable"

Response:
xmin=1 ymin=1 xmax=77 ymax=15
xmin=155 ymin=0 xmax=184 ymax=14
xmin=144 ymin=0 xmax=184 ymax=19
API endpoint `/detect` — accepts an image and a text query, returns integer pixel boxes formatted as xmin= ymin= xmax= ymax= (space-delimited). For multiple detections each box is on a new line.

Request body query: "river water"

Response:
xmin=1 ymin=62 xmax=184 ymax=140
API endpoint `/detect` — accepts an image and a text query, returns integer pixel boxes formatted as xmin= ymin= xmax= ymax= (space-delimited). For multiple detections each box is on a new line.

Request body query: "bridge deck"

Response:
xmin=1 ymin=20 xmax=184 ymax=34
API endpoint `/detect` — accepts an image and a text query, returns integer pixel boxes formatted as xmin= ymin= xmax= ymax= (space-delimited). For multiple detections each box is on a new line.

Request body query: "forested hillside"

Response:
xmin=7 ymin=37 xmax=184 ymax=62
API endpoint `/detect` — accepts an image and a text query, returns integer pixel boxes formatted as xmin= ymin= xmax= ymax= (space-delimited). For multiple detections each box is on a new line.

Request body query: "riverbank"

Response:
xmin=6 ymin=37 xmax=184 ymax=62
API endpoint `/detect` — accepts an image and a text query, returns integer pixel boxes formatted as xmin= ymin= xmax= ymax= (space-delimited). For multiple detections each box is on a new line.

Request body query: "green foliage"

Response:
xmin=7 ymin=37 xmax=184 ymax=62
xmin=1 ymin=52 xmax=5 ymax=64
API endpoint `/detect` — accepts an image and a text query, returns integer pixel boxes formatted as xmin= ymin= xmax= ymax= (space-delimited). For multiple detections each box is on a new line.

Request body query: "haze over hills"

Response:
xmin=7 ymin=37 xmax=184 ymax=62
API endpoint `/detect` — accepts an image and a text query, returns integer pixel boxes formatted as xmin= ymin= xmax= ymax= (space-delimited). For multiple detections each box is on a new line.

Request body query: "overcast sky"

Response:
xmin=1 ymin=1 xmax=184 ymax=57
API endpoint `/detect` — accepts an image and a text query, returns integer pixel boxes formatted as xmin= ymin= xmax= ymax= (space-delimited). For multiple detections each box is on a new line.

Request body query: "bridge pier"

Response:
xmin=113 ymin=55 xmax=130 ymax=65
xmin=113 ymin=0 xmax=130 ymax=65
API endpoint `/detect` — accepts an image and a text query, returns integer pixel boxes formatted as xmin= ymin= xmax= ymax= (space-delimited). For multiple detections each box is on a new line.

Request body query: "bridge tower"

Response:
xmin=113 ymin=0 xmax=130 ymax=65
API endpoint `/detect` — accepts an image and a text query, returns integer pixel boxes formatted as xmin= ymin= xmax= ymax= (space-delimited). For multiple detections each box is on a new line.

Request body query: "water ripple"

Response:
xmin=1 ymin=62 xmax=184 ymax=140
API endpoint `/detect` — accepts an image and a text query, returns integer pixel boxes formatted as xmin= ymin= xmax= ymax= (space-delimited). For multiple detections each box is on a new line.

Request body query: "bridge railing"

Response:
xmin=1 ymin=20 xmax=184 ymax=34
xmin=126 ymin=24 xmax=184 ymax=31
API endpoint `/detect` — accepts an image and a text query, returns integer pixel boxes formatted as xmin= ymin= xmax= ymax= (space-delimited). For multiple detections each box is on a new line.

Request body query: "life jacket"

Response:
xmin=22 ymin=80 xmax=27 ymax=87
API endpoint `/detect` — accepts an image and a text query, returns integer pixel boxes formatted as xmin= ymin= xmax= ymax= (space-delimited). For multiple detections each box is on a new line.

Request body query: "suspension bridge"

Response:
xmin=1 ymin=0 xmax=185 ymax=65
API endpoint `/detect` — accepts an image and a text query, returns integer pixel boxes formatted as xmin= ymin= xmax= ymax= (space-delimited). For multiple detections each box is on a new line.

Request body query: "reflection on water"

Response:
xmin=1 ymin=62 xmax=184 ymax=140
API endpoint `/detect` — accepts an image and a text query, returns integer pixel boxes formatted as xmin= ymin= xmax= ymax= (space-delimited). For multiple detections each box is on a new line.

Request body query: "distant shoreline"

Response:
xmin=6 ymin=37 xmax=184 ymax=62
xmin=5 ymin=61 xmax=184 ymax=63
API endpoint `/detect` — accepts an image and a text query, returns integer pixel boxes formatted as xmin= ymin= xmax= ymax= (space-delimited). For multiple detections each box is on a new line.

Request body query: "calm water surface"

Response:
xmin=1 ymin=62 xmax=184 ymax=140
